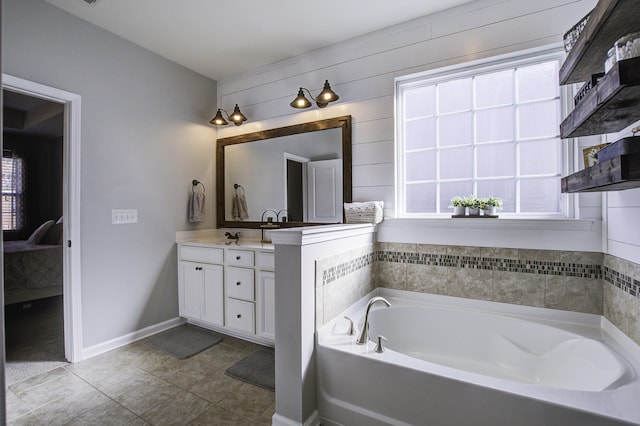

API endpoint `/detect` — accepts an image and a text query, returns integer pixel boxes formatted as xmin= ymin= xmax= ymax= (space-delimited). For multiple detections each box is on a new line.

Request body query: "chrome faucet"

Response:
xmin=356 ymin=296 xmax=391 ymax=345
xmin=225 ymin=232 xmax=240 ymax=240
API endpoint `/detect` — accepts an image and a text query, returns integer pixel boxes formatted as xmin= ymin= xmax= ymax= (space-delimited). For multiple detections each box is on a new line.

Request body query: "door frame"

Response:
xmin=3 ymin=74 xmax=83 ymax=362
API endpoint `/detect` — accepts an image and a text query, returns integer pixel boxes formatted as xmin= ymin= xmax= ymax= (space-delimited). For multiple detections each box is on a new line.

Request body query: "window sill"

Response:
xmin=381 ymin=217 xmax=601 ymax=232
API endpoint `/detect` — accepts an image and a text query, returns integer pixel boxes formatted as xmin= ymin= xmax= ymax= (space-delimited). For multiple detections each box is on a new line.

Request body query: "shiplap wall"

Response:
xmin=605 ymin=121 xmax=640 ymax=264
xmin=217 ymin=0 xmax=602 ymax=251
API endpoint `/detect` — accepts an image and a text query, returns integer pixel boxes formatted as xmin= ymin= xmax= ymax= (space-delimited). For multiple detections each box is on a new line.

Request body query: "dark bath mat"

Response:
xmin=225 ymin=346 xmax=275 ymax=391
xmin=145 ymin=324 xmax=223 ymax=359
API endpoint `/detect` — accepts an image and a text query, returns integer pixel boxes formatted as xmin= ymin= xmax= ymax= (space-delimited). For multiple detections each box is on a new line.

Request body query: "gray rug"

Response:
xmin=145 ymin=324 xmax=223 ymax=359
xmin=225 ymin=346 xmax=275 ymax=391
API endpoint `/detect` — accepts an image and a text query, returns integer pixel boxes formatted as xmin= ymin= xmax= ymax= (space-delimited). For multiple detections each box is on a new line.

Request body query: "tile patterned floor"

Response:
xmin=6 ymin=334 xmax=275 ymax=425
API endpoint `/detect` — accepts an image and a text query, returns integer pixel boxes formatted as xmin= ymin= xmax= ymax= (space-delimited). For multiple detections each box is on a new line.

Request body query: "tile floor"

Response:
xmin=6 ymin=333 xmax=275 ymax=425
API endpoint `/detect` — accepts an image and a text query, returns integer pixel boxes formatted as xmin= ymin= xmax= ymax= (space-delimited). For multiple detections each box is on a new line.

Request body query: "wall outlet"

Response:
xmin=112 ymin=209 xmax=138 ymax=224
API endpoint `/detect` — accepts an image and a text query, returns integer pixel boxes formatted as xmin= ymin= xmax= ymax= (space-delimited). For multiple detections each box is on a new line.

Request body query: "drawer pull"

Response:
xmin=236 ymin=256 xmax=241 ymax=260
xmin=236 ymin=281 xmax=241 ymax=286
xmin=237 ymin=314 xmax=242 ymax=318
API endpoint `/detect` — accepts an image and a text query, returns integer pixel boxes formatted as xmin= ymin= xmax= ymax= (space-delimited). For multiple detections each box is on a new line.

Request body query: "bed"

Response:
xmin=3 ymin=220 xmax=63 ymax=305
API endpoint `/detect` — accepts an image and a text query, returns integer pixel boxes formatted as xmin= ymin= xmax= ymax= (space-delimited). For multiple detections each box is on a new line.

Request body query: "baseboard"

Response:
xmin=272 ymin=410 xmax=320 ymax=426
xmin=80 ymin=317 xmax=185 ymax=361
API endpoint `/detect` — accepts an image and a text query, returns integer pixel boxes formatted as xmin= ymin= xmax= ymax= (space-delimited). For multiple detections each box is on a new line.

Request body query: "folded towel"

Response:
xmin=189 ymin=191 xmax=206 ymax=223
xmin=344 ymin=201 xmax=384 ymax=224
xmin=233 ymin=193 xmax=249 ymax=220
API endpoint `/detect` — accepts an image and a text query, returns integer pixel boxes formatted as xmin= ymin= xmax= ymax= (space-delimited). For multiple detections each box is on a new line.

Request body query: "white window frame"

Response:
xmin=395 ymin=46 xmax=576 ymax=219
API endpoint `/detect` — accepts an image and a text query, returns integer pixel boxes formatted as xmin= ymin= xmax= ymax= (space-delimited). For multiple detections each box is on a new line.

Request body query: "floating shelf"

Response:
xmin=560 ymin=57 xmax=640 ymax=139
xmin=560 ymin=0 xmax=640 ymax=85
xmin=561 ymin=154 xmax=640 ymax=193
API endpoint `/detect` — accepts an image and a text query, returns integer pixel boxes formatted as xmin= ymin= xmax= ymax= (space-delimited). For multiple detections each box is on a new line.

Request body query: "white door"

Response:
xmin=307 ymin=159 xmax=342 ymax=223
xmin=201 ymin=264 xmax=224 ymax=326
xmin=180 ymin=262 xmax=202 ymax=320
xmin=257 ymin=270 xmax=276 ymax=341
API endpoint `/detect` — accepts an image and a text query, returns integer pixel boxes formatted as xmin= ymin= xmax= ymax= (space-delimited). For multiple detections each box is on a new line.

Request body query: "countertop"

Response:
xmin=178 ymin=238 xmax=274 ymax=250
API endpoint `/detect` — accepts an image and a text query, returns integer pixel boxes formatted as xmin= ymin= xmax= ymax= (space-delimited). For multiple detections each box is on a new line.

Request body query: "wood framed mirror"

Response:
xmin=216 ymin=115 xmax=352 ymax=229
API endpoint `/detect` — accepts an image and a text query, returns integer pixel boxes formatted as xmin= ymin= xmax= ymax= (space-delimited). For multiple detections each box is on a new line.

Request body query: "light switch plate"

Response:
xmin=112 ymin=209 xmax=138 ymax=224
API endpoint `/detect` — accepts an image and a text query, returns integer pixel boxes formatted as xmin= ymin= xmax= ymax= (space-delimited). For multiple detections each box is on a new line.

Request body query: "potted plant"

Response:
xmin=466 ymin=194 xmax=481 ymax=216
xmin=482 ymin=196 xmax=502 ymax=216
xmin=449 ymin=196 xmax=466 ymax=216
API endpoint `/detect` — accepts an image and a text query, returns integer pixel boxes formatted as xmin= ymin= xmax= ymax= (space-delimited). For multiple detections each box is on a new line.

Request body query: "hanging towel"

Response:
xmin=189 ymin=191 xmax=206 ymax=223
xmin=233 ymin=193 xmax=249 ymax=220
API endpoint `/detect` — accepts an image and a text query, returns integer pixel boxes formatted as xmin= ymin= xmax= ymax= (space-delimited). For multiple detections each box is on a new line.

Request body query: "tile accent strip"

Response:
xmin=322 ymin=252 xmax=375 ymax=286
xmin=319 ymin=248 xmax=640 ymax=306
xmin=604 ymin=266 xmax=640 ymax=298
xmin=377 ymin=251 xmax=603 ymax=279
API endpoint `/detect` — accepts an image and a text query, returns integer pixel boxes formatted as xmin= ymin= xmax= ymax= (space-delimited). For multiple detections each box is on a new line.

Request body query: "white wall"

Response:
xmin=4 ymin=0 xmax=218 ymax=348
xmin=217 ymin=0 xmax=601 ymax=252
xmin=604 ymin=121 xmax=640 ymax=264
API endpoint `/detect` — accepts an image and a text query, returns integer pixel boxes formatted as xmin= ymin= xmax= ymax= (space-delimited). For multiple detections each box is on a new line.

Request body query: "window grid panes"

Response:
xmin=398 ymin=54 xmax=564 ymax=216
xmin=2 ymin=156 xmax=25 ymax=231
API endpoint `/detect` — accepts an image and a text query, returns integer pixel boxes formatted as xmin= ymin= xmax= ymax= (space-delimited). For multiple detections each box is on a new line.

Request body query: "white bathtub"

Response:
xmin=317 ymin=289 xmax=640 ymax=426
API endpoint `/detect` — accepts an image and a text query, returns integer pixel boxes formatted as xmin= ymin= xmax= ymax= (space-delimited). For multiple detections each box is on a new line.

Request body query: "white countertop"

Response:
xmin=179 ymin=237 xmax=274 ymax=250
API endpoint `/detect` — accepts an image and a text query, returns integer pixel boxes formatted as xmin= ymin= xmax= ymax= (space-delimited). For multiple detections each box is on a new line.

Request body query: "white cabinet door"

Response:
xmin=180 ymin=261 xmax=202 ymax=320
xmin=201 ymin=264 xmax=224 ymax=326
xmin=257 ymin=270 xmax=276 ymax=341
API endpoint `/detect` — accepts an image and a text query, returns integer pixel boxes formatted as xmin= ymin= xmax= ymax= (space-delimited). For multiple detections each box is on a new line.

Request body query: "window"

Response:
xmin=2 ymin=152 xmax=25 ymax=231
xmin=396 ymin=50 xmax=567 ymax=217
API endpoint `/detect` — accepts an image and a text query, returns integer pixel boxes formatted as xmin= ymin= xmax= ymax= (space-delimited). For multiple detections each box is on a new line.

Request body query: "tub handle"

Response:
xmin=375 ymin=335 xmax=388 ymax=353
xmin=344 ymin=316 xmax=356 ymax=336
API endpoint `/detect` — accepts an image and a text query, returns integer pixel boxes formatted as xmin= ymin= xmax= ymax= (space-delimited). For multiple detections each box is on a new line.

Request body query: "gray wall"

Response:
xmin=4 ymin=0 xmax=218 ymax=347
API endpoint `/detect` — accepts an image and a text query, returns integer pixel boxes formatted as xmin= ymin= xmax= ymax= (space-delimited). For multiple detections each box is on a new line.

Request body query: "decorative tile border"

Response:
xmin=319 ymin=247 xmax=640 ymax=302
xmin=377 ymin=250 xmax=602 ymax=279
xmin=322 ymin=252 xmax=375 ymax=286
xmin=604 ymin=266 xmax=640 ymax=298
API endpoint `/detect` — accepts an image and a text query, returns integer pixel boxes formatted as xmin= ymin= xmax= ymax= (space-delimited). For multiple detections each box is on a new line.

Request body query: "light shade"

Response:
xmin=316 ymin=80 xmax=340 ymax=104
xmin=209 ymin=105 xmax=248 ymax=126
xmin=290 ymin=88 xmax=312 ymax=109
xmin=229 ymin=104 xmax=247 ymax=126
xmin=209 ymin=109 xmax=228 ymax=126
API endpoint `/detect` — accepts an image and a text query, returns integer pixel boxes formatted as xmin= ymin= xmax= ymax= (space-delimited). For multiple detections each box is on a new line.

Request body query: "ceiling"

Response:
xmin=43 ymin=0 xmax=477 ymax=81
xmin=3 ymin=90 xmax=64 ymax=138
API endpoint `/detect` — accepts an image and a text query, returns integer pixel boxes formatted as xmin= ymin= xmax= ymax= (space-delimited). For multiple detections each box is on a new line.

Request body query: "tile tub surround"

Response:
xmin=375 ymin=243 xmax=604 ymax=315
xmin=315 ymin=243 xmax=640 ymax=346
xmin=604 ymin=254 xmax=640 ymax=345
xmin=315 ymin=244 xmax=376 ymax=327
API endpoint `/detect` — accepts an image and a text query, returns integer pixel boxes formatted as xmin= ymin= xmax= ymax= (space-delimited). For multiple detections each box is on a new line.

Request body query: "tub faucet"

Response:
xmin=356 ymin=296 xmax=391 ymax=345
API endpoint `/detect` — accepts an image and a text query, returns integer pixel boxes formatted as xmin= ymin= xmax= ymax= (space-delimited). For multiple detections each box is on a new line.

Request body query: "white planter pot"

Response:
xmin=453 ymin=206 xmax=466 ymax=216
xmin=468 ymin=207 xmax=480 ymax=216
xmin=483 ymin=206 xmax=497 ymax=216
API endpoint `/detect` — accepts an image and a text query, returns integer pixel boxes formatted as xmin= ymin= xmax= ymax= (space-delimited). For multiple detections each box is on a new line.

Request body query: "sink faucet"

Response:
xmin=356 ymin=296 xmax=391 ymax=345
xmin=225 ymin=232 xmax=240 ymax=240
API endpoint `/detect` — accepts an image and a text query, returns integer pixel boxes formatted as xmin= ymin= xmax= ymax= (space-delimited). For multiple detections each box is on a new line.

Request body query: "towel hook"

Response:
xmin=234 ymin=183 xmax=245 ymax=195
xmin=192 ymin=179 xmax=205 ymax=193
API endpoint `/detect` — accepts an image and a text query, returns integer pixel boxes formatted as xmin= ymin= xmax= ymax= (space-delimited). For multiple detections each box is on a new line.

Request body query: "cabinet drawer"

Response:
xmin=258 ymin=251 xmax=275 ymax=271
xmin=225 ymin=267 xmax=255 ymax=300
xmin=227 ymin=249 xmax=254 ymax=267
xmin=225 ymin=298 xmax=255 ymax=334
xmin=180 ymin=246 xmax=223 ymax=264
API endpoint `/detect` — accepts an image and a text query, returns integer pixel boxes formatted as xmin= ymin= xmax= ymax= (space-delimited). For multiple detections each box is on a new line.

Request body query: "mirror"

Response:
xmin=216 ymin=115 xmax=352 ymax=229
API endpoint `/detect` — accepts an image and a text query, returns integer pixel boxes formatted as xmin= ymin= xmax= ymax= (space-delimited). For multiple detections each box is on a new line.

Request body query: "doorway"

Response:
xmin=2 ymin=75 xmax=83 ymax=371
xmin=3 ymin=89 xmax=65 ymax=383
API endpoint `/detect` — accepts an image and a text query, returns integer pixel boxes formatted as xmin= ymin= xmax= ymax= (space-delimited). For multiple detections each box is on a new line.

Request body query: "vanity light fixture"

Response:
xmin=209 ymin=104 xmax=248 ymax=126
xmin=290 ymin=80 xmax=340 ymax=109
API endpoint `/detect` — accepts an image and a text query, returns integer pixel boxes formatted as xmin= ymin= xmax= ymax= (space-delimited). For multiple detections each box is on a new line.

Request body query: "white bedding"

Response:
xmin=4 ymin=240 xmax=63 ymax=304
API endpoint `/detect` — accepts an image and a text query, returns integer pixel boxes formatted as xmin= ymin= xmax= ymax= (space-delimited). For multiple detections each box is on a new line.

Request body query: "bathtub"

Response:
xmin=317 ymin=289 xmax=640 ymax=426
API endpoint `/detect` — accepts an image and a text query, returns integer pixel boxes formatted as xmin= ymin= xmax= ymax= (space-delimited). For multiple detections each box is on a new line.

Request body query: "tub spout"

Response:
xmin=356 ymin=296 xmax=391 ymax=345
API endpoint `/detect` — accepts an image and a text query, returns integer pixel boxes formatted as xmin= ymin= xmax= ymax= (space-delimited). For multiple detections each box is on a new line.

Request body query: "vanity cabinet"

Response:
xmin=177 ymin=241 xmax=275 ymax=345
